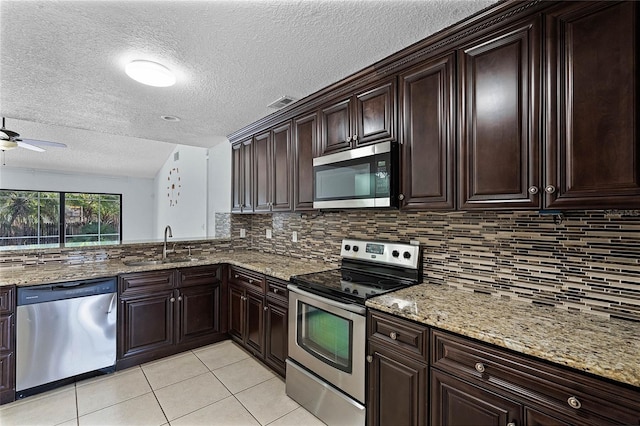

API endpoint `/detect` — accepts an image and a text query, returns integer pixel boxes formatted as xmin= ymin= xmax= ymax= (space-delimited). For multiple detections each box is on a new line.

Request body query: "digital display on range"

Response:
xmin=366 ymin=243 xmax=384 ymax=255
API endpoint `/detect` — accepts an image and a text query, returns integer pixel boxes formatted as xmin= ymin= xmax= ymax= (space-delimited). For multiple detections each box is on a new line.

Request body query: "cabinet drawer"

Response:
xmin=431 ymin=330 xmax=640 ymax=425
xmin=266 ymin=278 xmax=288 ymax=303
xmin=119 ymin=270 xmax=176 ymax=296
xmin=229 ymin=266 xmax=264 ymax=293
xmin=178 ymin=265 xmax=221 ymax=287
xmin=367 ymin=310 xmax=428 ymax=362
xmin=0 ymin=287 xmax=15 ymax=315
xmin=0 ymin=314 xmax=12 ymax=352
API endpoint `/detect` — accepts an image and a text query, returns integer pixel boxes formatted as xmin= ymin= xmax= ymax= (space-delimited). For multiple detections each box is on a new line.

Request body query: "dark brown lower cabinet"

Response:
xmin=431 ymin=368 xmax=521 ymax=426
xmin=368 ymin=341 xmax=428 ymax=426
xmin=264 ymin=278 xmax=289 ymax=377
xmin=0 ymin=286 xmax=15 ymax=405
xmin=228 ymin=266 xmax=266 ymax=358
xmin=117 ymin=266 xmax=226 ymax=369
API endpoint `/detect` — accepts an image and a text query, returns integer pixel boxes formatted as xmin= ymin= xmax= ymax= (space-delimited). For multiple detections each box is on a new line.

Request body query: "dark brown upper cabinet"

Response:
xmin=399 ymin=53 xmax=456 ymax=210
xmin=254 ymin=123 xmax=292 ymax=213
xmin=458 ymin=17 xmax=541 ymax=210
xmin=292 ymin=112 xmax=318 ymax=211
xmin=318 ymin=77 xmax=396 ymax=156
xmin=544 ymin=1 xmax=640 ymax=209
xmin=231 ymin=138 xmax=253 ymax=213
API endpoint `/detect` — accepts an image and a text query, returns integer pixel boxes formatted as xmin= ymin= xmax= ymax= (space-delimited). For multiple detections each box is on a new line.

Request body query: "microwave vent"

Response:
xmin=267 ymin=96 xmax=296 ymax=109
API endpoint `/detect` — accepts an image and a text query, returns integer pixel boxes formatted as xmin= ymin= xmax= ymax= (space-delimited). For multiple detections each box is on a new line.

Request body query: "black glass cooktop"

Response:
xmin=290 ymin=265 xmax=417 ymax=304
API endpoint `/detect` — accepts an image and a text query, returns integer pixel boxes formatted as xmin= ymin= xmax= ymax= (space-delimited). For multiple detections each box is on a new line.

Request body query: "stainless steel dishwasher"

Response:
xmin=16 ymin=277 xmax=117 ymax=398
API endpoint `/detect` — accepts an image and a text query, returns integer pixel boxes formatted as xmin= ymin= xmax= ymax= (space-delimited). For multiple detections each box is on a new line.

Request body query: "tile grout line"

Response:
xmin=140 ymin=364 xmax=170 ymax=426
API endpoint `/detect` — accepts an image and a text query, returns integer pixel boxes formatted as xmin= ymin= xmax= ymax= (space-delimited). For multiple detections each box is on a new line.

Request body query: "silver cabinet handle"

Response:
xmin=507 ymin=422 xmax=516 ymax=426
xmin=567 ymin=396 xmax=581 ymax=409
xmin=366 ymin=355 xmax=373 ymax=363
xmin=170 ymin=297 xmax=176 ymax=303
xmin=389 ymin=332 xmax=398 ymax=340
xmin=545 ymin=185 xmax=557 ymax=194
xmin=475 ymin=362 xmax=486 ymax=373
xmin=528 ymin=186 xmax=539 ymax=194
xmin=234 ymin=274 xmax=239 ymax=279
xmin=273 ymin=288 xmax=279 ymax=294
xmin=398 ymin=194 xmax=405 ymax=201
xmin=264 ymin=306 xmax=268 ymax=311
xmin=346 ymin=135 xmax=352 ymax=142
xmin=178 ymin=296 xmax=182 ymax=301
xmin=353 ymin=133 xmax=358 ymax=142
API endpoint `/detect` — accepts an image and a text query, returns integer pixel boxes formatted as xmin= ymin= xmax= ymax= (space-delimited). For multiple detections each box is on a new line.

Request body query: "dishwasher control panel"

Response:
xmin=17 ymin=277 xmax=117 ymax=305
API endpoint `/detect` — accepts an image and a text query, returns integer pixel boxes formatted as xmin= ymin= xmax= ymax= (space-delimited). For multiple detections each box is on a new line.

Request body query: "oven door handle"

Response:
xmin=287 ymin=284 xmax=366 ymax=315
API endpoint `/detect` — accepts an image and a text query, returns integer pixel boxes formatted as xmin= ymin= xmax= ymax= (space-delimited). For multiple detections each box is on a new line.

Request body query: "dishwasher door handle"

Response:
xmin=107 ymin=293 xmax=117 ymax=314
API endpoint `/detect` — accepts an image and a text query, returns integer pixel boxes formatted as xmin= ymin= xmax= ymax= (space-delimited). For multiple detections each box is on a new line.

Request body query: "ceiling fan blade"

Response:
xmin=19 ymin=139 xmax=67 ymax=148
xmin=17 ymin=141 xmax=45 ymax=152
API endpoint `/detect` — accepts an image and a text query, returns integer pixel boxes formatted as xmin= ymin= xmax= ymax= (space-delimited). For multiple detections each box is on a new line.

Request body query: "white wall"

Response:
xmin=154 ymin=145 xmax=208 ymax=239
xmin=207 ymin=141 xmax=232 ymax=237
xmin=0 ymin=167 xmax=155 ymax=241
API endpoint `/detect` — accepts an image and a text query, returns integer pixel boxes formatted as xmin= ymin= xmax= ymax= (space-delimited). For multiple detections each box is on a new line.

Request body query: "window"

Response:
xmin=0 ymin=190 xmax=122 ymax=248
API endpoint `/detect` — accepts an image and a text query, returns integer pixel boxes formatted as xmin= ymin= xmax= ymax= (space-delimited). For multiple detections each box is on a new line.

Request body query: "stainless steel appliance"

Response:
xmin=313 ymin=141 xmax=399 ymax=209
xmin=16 ymin=277 xmax=117 ymax=398
xmin=287 ymin=239 xmax=422 ymax=426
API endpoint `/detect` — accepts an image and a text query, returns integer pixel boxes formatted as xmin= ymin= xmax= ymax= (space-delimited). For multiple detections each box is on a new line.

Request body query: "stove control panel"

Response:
xmin=340 ymin=239 xmax=420 ymax=269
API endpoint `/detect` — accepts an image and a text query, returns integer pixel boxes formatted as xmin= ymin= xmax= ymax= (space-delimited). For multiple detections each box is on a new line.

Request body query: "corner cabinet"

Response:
xmin=458 ymin=16 xmax=541 ymax=210
xmin=318 ymin=77 xmax=396 ymax=156
xmin=232 ymin=138 xmax=253 ymax=213
xmin=0 ymin=286 xmax=15 ymax=405
xmin=117 ymin=266 xmax=226 ymax=369
xmin=544 ymin=1 xmax=640 ymax=209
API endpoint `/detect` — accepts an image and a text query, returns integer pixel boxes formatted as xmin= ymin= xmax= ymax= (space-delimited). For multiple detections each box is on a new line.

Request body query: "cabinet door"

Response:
xmin=231 ymin=142 xmax=243 ymax=213
xmin=354 ymin=78 xmax=396 ymax=147
xmin=431 ymin=369 xmax=522 ymax=426
xmin=228 ymin=284 xmax=244 ymax=341
xmin=178 ymin=283 xmax=221 ymax=345
xmin=292 ymin=112 xmax=317 ymax=211
xmin=231 ymin=139 xmax=253 ymax=213
xmin=245 ymin=289 xmax=265 ymax=357
xmin=524 ymin=407 xmax=573 ymax=426
xmin=271 ymin=122 xmax=292 ymax=211
xmin=118 ymin=290 xmax=175 ymax=360
xmin=264 ymin=298 xmax=287 ymax=377
xmin=254 ymin=131 xmax=271 ymax=212
xmin=319 ymin=97 xmax=353 ymax=155
xmin=545 ymin=1 xmax=640 ymax=209
xmin=400 ymin=54 xmax=456 ymax=210
xmin=367 ymin=341 xmax=428 ymax=426
xmin=459 ymin=18 xmax=541 ymax=209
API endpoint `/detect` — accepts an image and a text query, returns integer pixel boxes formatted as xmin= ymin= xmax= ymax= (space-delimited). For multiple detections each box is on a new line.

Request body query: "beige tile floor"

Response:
xmin=0 ymin=340 xmax=326 ymax=426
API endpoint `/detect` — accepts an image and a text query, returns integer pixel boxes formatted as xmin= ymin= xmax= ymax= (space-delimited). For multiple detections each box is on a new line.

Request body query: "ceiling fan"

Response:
xmin=0 ymin=117 xmax=67 ymax=152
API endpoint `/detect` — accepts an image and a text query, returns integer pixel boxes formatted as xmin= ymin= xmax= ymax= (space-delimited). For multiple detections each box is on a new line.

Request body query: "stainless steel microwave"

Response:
xmin=313 ymin=141 xmax=398 ymax=209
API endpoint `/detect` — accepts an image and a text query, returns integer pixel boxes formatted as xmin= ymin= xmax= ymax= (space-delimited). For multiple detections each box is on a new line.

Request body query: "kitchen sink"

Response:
xmin=123 ymin=258 xmax=199 ymax=266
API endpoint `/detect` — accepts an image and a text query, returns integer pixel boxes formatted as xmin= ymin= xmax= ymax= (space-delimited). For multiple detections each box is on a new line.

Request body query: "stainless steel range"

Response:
xmin=286 ymin=239 xmax=422 ymax=426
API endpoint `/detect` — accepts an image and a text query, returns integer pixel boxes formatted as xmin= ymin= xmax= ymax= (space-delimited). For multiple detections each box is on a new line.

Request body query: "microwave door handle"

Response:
xmin=287 ymin=284 xmax=366 ymax=315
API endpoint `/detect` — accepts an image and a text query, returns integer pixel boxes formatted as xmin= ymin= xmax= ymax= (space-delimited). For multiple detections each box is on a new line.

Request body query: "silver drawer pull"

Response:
xmin=475 ymin=362 xmax=486 ymax=373
xmin=234 ymin=274 xmax=239 ymax=279
xmin=507 ymin=422 xmax=516 ymax=426
xmin=366 ymin=355 xmax=373 ymax=363
xmin=567 ymin=396 xmax=581 ymax=409
xmin=389 ymin=332 xmax=398 ymax=340
xmin=273 ymin=288 xmax=278 ymax=293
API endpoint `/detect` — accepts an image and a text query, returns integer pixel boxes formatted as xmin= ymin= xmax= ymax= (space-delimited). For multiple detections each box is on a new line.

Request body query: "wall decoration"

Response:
xmin=167 ymin=167 xmax=181 ymax=206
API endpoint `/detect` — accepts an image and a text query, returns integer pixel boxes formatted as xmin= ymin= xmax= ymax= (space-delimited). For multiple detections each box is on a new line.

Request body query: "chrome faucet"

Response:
xmin=163 ymin=225 xmax=173 ymax=259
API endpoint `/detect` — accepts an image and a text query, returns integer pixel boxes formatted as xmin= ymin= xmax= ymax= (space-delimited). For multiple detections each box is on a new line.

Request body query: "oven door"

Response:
xmin=287 ymin=284 xmax=366 ymax=403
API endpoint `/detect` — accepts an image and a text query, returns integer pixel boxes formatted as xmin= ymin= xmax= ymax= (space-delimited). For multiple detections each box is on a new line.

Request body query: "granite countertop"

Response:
xmin=366 ymin=284 xmax=640 ymax=388
xmin=0 ymin=250 xmax=336 ymax=287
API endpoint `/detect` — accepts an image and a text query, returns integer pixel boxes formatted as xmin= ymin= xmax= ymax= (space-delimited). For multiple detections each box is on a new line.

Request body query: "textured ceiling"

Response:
xmin=0 ymin=0 xmax=496 ymax=178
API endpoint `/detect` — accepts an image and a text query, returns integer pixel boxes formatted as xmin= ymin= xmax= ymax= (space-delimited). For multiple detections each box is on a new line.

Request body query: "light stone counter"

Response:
xmin=366 ymin=283 xmax=640 ymax=389
xmin=0 ymin=250 xmax=335 ymax=287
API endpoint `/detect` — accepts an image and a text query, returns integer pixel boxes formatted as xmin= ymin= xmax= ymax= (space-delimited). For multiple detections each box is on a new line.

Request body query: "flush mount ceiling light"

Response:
xmin=125 ymin=60 xmax=176 ymax=87
xmin=161 ymin=115 xmax=181 ymax=122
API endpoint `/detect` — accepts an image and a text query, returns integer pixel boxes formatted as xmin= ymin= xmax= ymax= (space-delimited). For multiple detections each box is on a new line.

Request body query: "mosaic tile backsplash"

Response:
xmin=231 ymin=210 xmax=640 ymax=322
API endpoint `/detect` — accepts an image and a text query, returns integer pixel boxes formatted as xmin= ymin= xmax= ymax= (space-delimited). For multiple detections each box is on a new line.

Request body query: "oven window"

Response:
xmin=297 ymin=301 xmax=353 ymax=373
